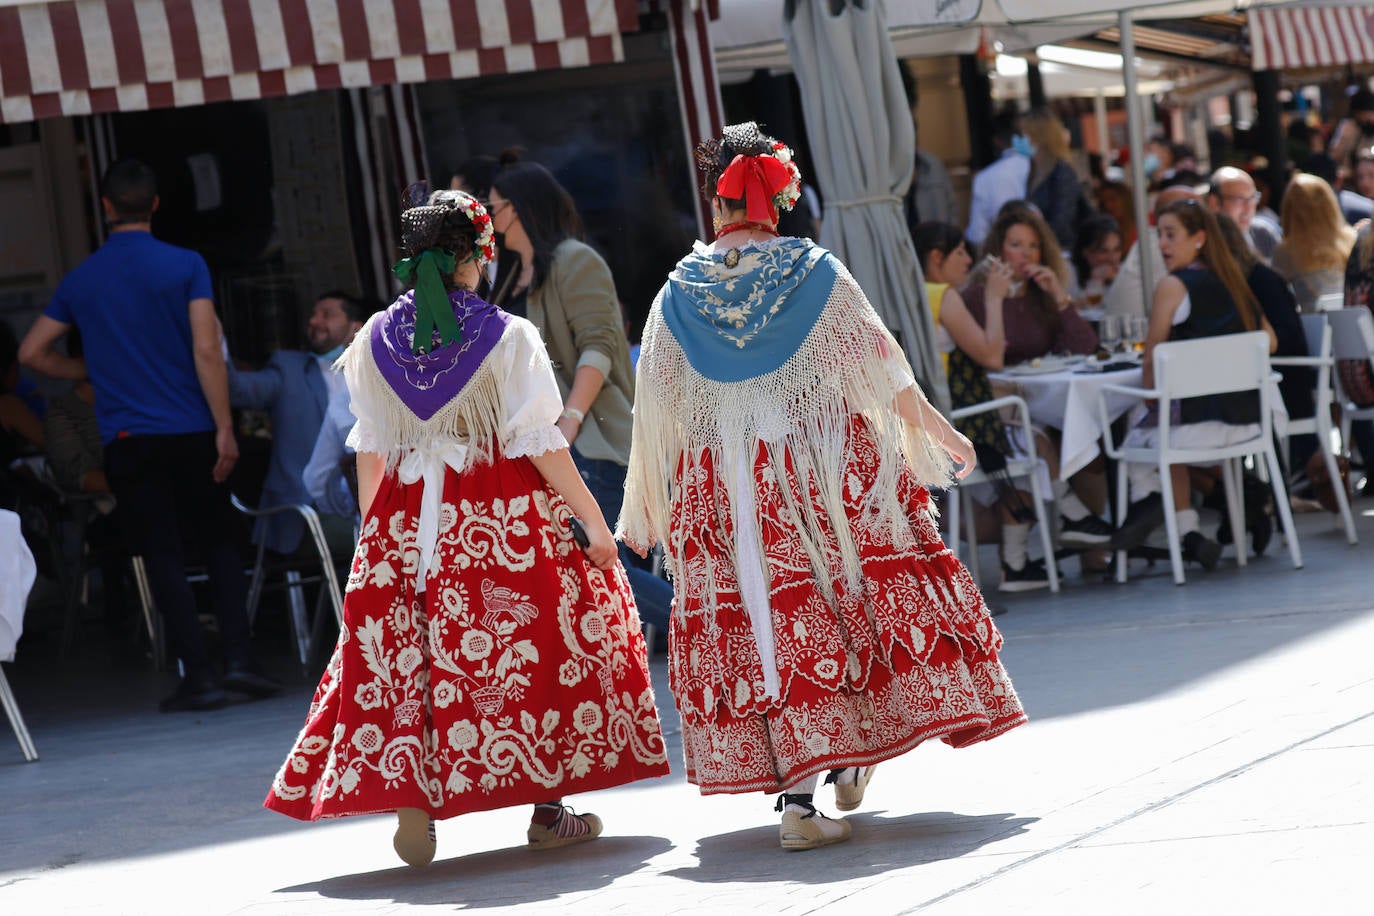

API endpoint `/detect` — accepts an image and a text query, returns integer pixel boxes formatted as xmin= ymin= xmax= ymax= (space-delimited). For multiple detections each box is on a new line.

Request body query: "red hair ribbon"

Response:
xmin=716 ymin=154 xmax=790 ymax=225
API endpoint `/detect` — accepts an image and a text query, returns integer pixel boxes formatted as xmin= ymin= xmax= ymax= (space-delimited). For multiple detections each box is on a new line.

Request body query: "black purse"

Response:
xmin=945 ymin=349 xmax=1035 ymax=522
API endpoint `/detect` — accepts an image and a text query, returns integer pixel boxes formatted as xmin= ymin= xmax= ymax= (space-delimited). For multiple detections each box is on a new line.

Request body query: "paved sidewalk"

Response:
xmin=1 ymin=508 xmax=1370 ymax=914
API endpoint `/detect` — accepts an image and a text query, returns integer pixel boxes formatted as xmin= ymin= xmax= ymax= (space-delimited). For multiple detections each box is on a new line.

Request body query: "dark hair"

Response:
xmin=990 ymin=111 xmax=1019 ymax=147
xmin=695 ymin=121 xmax=777 ymax=214
xmin=398 ymin=185 xmax=480 ymax=291
xmin=101 ymin=159 xmax=157 ymax=222
xmin=1287 ymin=120 xmax=1315 ymax=142
xmin=490 ymin=162 xmax=584 ymax=291
xmin=1071 ymin=214 xmax=1122 ymax=286
xmin=1212 ymin=212 xmax=1256 ymax=275
xmin=912 ymin=221 xmax=966 ymax=273
xmin=1170 ymin=143 xmax=1196 ymax=163
xmin=316 ymin=290 xmax=370 ymax=323
xmin=451 ymin=155 xmax=499 ymax=201
xmin=1350 ymin=88 xmax=1374 ymax=115
xmin=1302 ymin=153 xmax=1339 ymax=188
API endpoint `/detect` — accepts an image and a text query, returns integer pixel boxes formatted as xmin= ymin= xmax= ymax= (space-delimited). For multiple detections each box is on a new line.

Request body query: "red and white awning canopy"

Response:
xmin=1249 ymin=4 xmax=1374 ymax=71
xmin=0 ymin=0 xmax=640 ymax=123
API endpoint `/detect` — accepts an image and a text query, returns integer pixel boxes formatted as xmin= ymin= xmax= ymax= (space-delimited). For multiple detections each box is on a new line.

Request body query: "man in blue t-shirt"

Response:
xmin=20 ymin=159 xmax=279 ymax=712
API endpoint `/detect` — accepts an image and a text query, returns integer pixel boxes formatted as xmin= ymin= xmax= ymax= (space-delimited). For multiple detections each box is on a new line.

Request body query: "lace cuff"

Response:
xmin=506 ymin=424 xmax=568 ymax=459
xmin=885 ymin=356 xmax=917 ymax=393
xmin=345 ymin=421 xmax=380 ymax=454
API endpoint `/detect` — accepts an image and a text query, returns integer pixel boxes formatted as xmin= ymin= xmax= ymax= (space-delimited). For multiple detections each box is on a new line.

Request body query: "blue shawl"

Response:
xmin=659 ymin=238 xmax=837 ymax=382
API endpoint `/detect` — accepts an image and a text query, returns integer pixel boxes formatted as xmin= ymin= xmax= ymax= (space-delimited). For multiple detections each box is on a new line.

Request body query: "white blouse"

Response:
xmin=346 ymin=316 xmax=568 ymax=460
xmin=344 ymin=317 xmax=568 ymax=591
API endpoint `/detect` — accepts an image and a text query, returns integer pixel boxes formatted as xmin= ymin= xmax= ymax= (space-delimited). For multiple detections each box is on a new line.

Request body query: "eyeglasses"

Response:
xmin=1219 ymin=192 xmax=1262 ymax=205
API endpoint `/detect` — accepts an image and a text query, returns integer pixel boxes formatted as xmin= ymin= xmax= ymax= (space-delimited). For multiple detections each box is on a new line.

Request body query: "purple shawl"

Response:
xmin=371 ymin=289 xmax=512 ymax=421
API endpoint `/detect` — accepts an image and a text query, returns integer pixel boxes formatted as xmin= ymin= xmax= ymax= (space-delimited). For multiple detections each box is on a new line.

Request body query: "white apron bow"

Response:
xmin=396 ymin=441 xmax=469 ymax=593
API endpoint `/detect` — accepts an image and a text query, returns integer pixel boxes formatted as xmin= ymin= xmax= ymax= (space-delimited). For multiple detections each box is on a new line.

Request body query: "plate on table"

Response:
xmin=1006 ymin=359 xmax=1072 ymax=376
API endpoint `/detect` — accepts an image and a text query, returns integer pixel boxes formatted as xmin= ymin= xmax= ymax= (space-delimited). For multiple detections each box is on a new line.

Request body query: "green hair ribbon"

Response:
xmin=393 ymin=248 xmax=461 ymax=355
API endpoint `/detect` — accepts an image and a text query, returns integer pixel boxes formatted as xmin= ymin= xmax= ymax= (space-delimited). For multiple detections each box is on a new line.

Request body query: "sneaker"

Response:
xmin=1182 ymin=531 xmax=1221 ymax=570
xmin=527 ymin=806 xmax=602 ymax=850
xmin=159 ymin=678 xmax=228 ymax=713
xmin=1110 ymin=493 xmax=1165 ymax=551
xmin=827 ymin=766 xmax=876 ymax=812
xmin=393 ymin=807 xmax=436 ymax=867
xmin=777 ymin=798 xmax=852 ymax=851
xmin=1058 ymin=514 xmax=1114 ymax=547
xmin=999 ymin=559 xmax=1051 ymax=592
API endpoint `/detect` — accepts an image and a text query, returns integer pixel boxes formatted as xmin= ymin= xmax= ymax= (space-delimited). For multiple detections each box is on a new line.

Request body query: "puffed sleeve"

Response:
xmin=502 ymin=319 xmax=570 ymax=459
xmin=339 ymin=322 xmax=382 ymax=454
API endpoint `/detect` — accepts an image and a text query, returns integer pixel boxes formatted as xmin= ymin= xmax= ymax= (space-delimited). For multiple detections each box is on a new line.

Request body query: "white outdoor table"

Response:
xmin=987 ymin=361 xmax=1145 ymax=480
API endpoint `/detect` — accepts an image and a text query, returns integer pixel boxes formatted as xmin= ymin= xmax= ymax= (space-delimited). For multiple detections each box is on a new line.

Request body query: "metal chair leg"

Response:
xmin=1028 ymin=471 xmax=1060 ymax=594
xmin=284 ymin=570 xmax=310 ymax=666
xmin=130 ymin=556 xmax=164 ymax=672
xmin=0 ymin=665 xmax=38 ymax=762
xmin=1231 ymin=455 xmax=1253 ymax=568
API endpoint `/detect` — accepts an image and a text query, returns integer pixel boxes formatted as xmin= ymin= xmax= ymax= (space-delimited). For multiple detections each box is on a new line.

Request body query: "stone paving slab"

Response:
xmin=1 ymin=510 xmax=1371 ymax=914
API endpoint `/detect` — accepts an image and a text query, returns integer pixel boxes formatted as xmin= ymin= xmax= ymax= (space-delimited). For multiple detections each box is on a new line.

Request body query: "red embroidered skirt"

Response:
xmin=264 ymin=454 xmax=670 ymax=821
xmin=669 ymin=419 xmax=1026 ymax=794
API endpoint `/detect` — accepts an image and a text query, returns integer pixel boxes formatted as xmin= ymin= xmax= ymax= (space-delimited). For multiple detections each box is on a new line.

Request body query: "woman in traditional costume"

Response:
xmin=618 ymin=123 xmax=1027 ymax=851
xmin=265 ymin=187 xmax=669 ymax=866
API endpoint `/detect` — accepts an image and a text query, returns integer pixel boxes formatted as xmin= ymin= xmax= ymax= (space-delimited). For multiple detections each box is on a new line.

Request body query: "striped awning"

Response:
xmin=0 ymin=0 xmax=640 ymax=124
xmin=1249 ymin=5 xmax=1374 ymax=71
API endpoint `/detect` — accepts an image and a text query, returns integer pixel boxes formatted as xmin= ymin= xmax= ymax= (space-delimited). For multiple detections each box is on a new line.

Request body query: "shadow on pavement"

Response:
xmin=665 ymin=810 xmax=1035 ymax=884
xmin=280 ymin=834 xmax=672 ymax=908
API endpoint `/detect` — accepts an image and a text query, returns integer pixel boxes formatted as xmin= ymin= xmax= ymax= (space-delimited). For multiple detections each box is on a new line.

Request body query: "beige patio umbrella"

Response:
xmin=783 ymin=0 xmax=948 ymax=403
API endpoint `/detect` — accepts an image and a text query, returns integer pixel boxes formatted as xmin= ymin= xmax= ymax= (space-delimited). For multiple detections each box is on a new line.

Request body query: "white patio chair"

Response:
xmin=1327 ymin=307 xmax=1374 ymax=461
xmin=1272 ymin=314 xmax=1357 ymax=545
xmin=1097 ymin=332 xmax=1302 ymax=586
xmin=945 ymin=395 xmax=1059 ymax=593
xmin=1 ymin=508 xmax=38 ymax=762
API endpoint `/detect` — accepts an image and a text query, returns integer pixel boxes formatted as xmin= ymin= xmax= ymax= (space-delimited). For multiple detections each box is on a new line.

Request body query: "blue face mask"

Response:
xmin=1142 ymin=152 xmax=1162 ymax=176
xmin=1011 ymin=134 xmax=1035 ymax=158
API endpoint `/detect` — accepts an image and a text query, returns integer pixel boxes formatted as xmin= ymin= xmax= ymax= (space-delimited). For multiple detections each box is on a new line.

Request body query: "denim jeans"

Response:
xmin=572 ymin=451 xmax=673 ymax=648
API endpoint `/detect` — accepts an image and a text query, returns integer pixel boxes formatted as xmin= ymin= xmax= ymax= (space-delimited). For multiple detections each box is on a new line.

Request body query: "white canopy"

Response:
xmin=713 ymin=0 xmax=1353 ymax=72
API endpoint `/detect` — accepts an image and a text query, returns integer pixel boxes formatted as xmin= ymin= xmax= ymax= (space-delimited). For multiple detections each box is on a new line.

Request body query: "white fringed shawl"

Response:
xmin=618 ymin=241 xmax=953 ymax=597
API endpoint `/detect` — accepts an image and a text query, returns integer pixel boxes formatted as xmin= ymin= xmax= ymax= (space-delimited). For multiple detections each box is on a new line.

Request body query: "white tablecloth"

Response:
xmin=988 ymin=365 xmax=1145 ymax=480
xmin=0 ymin=509 xmax=36 ymax=662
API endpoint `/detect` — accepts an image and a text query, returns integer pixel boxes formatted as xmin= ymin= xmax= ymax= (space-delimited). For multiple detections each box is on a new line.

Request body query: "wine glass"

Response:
xmin=1100 ymin=315 xmax=1122 ymax=354
xmin=1129 ymin=316 xmax=1149 ymax=352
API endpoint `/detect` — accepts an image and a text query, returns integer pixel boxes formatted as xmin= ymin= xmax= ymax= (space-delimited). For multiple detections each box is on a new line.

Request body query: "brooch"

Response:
xmin=723 ymin=247 xmax=741 ymax=269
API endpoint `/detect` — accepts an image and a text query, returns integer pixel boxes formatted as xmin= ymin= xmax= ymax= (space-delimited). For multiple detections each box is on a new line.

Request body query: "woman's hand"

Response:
xmin=583 ymin=519 xmax=618 ymax=570
xmin=942 ymin=428 xmax=978 ymax=479
xmin=984 ymin=257 xmax=1014 ymax=302
xmin=1027 ymin=265 xmax=1069 ymax=309
xmin=1090 ymin=262 xmax=1118 ymax=284
xmin=556 ymin=415 xmax=582 ymax=445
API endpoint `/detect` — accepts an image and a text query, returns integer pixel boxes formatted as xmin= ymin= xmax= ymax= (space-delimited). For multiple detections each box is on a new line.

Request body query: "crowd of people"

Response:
xmin=904 ymin=98 xmax=1374 ymax=589
xmin=5 ymin=91 xmax=1374 ymax=870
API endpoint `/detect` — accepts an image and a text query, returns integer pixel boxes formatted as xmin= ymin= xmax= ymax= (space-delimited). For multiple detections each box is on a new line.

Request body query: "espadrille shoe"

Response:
xmin=778 ymin=800 xmax=851 ymax=851
xmin=527 ymin=806 xmax=603 ymax=850
xmin=393 ymin=807 xmax=436 ymax=867
xmin=828 ymin=765 xmax=877 ymax=812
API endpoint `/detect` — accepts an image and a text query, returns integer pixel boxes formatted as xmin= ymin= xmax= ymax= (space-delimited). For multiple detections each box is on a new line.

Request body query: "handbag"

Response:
xmin=945 ymin=349 xmax=1035 ymax=522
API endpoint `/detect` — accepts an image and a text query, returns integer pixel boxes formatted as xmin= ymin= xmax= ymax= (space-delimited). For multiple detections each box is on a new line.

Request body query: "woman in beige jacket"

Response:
xmin=488 ymin=162 xmax=671 ymax=638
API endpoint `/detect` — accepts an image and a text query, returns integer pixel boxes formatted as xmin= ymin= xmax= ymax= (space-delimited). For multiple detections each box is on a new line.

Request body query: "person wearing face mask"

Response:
xmin=1143 ymin=136 xmax=1172 ymax=185
xmin=1024 ymin=109 xmax=1092 ymax=250
xmin=967 ymin=112 xmax=1032 ymax=247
